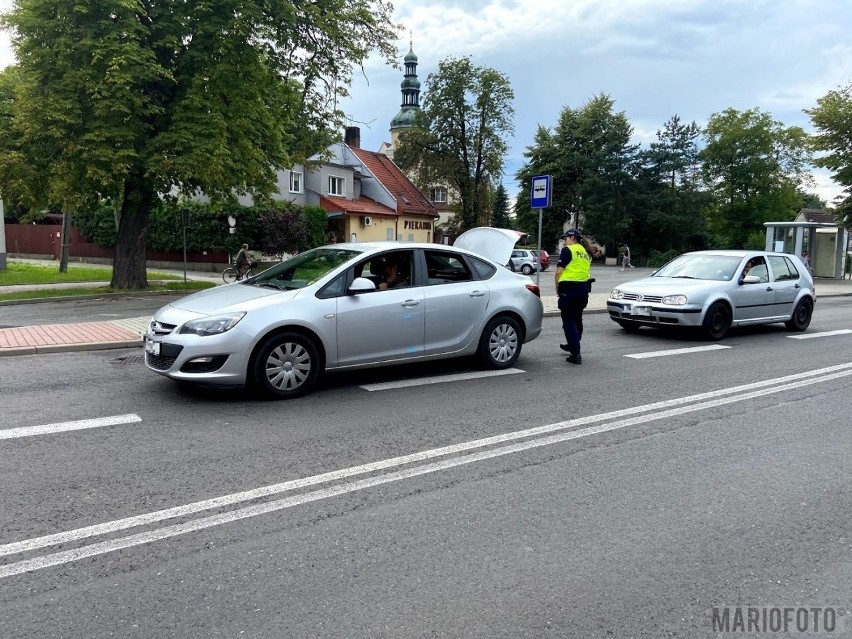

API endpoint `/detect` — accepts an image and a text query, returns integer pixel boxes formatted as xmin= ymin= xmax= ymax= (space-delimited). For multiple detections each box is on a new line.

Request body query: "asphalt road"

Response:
xmin=1 ymin=299 xmax=851 ymax=638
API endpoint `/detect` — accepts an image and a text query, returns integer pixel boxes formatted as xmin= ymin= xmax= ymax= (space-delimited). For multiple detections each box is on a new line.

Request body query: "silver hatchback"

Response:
xmin=144 ymin=241 xmax=544 ymax=398
xmin=607 ymin=250 xmax=816 ymax=339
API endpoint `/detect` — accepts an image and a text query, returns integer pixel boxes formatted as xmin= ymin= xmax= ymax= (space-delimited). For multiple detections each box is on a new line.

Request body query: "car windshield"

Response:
xmin=249 ymin=247 xmax=362 ymax=290
xmin=653 ymin=254 xmax=744 ymax=281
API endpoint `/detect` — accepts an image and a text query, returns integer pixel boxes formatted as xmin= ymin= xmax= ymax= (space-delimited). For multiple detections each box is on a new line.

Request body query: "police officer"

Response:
xmin=555 ymin=229 xmax=592 ymax=365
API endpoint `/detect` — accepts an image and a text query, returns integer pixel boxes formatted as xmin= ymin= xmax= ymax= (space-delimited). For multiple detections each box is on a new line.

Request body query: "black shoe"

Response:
xmin=566 ymin=353 xmax=582 ymax=365
xmin=559 ymin=343 xmax=570 ymax=352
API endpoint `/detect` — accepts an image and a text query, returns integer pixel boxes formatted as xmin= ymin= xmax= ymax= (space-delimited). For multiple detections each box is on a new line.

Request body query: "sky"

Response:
xmin=338 ymin=0 xmax=852 ymax=206
xmin=1 ymin=0 xmax=850 ymax=206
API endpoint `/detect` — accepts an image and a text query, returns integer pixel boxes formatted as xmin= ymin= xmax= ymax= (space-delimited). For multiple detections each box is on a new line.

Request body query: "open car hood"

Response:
xmin=454 ymin=227 xmax=524 ymax=266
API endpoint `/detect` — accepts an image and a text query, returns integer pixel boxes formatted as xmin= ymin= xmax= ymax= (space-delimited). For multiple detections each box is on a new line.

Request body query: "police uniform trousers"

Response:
xmin=558 ymin=280 xmax=590 ymax=355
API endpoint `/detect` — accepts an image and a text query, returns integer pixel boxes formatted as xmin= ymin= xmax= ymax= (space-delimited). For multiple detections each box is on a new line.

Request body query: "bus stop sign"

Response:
xmin=531 ymin=175 xmax=552 ymax=209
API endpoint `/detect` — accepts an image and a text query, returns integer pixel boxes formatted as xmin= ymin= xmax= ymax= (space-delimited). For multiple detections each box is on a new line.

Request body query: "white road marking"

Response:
xmin=0 ymin=414 xmax=142 ymax=441
xmin=360 ymin=368 xmax=525 ymax=391
xmin=3 ymin=362 xmax=852 ymax=577
xmin=788 ymin=329 xmax=852 ymax=340
xmin=625 ymin=344 xmax=731 ymax=359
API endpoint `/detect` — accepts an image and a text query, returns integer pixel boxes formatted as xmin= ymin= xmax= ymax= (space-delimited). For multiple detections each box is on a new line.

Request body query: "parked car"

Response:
xmin=144 ymin=231 xmax=544 ymax=399
xmin=538 ymin=250 xmax=550 ymax=271
xmin=509 ymin=249 xmax=540 ymax=275
xmin=607 ymin=250 xmax=815 ymax=339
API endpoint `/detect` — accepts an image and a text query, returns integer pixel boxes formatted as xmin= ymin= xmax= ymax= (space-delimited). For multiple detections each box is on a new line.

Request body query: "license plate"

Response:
xmin=634 ymin=306 xmax=652 ymax=316
xmin=145 ymin=339 xmax=160 ymax=356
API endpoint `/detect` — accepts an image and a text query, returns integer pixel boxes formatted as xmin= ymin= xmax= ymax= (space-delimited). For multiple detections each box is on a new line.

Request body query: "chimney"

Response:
xmin=345 ymin=126 xmax=361 ymax=149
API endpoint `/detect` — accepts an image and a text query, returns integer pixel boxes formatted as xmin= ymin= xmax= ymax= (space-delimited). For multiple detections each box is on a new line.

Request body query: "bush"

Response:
xmin=648 ymin=249 xmax=680 ymax=268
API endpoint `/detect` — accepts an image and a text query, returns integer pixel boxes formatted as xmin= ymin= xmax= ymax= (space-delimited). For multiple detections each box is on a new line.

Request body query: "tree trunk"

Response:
xmin=110 ymin=178 xmax=152 ymax=289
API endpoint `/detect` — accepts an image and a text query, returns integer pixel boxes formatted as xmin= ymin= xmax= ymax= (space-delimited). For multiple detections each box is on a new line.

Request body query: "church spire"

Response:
xmin=390 ymin=36 xmax=421 ymax=133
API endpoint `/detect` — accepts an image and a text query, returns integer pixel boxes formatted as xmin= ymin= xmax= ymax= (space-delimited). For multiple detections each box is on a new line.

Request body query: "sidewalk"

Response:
xmin=1 ymin=274 xmax=850 ymax=356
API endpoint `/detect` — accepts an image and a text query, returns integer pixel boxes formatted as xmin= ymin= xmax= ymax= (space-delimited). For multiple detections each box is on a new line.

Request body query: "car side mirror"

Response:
xmin=349 ymin=277 xmax=377 ymax=294
xmin=740 ymin=275 xmax=760 ymax=284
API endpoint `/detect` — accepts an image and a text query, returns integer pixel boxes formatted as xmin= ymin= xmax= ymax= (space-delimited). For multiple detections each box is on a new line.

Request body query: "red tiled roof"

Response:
xmin=319 ymin=196 xmax=396 ymax=216
xmin=350 ymin=147 xmax=437 ymax=218
xmin=799 ymin=209 xmax=836 ymax=224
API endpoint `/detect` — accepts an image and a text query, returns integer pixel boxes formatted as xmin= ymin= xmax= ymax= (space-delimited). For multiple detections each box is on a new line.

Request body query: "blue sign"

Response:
xmin=531 ymin=175 xmax=552 ymax=208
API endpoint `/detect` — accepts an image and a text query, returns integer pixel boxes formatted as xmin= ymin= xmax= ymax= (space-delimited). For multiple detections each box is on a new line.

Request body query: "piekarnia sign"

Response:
xmin=403 ymin=220 xmax=432 ymax=231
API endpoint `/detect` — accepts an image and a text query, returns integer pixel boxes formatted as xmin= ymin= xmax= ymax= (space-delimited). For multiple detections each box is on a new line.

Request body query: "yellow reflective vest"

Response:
xmin=558 ymin=244 xmax=592 ymax=282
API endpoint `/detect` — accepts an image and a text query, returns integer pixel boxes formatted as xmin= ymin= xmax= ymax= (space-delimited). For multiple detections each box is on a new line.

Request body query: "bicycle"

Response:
xmin=222 ymin=260 xmax=258 ymax=284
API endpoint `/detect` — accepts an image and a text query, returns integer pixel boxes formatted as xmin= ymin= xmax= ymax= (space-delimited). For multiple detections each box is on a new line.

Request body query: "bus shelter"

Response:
xmin=764 ymin=221 xmax=848 ymax=279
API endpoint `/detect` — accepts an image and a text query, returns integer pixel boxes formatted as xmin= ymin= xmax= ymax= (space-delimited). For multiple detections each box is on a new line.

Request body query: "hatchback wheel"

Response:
xmin=252 ymin=332 xmax=320 ymax=398
xmin=521 ymin=264 xmax=534 ymax=275
xmin=785 ymin=298 xmax=813 ymax=331
xmin=478 ymin=316 xmax=522 ymax=369
xmin=702 ymin=301 xmax=731 ymax=340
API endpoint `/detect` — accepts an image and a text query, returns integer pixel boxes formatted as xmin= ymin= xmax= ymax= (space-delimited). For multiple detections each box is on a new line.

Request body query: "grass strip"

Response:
xmin=0 ymin=281 xmax=214 ymax=302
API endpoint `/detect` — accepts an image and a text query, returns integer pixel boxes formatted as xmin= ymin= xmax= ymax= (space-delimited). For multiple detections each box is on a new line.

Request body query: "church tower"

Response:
xmin=387 ymin=37 xmax=421 ymax=158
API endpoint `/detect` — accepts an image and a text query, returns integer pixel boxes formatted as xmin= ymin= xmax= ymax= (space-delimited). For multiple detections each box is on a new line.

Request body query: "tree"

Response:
xmin=699 ymin=108 xmax=812 ymax=248
xmin=515 ymin=94 xmax=639 ymax=255
xmin=639 ymin=115 xmax=709 ymax=252
xmin=491 ymin=184 xmax=512 ymax=228
xmin=394 ymin=56 xmax=514 ymax=232
xmin=0 ymin=0 xmax=398 ymax=288
xmin=805 ymin=84 xmax=852 ymax=226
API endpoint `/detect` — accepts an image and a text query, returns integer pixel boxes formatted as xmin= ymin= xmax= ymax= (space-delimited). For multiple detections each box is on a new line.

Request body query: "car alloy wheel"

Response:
xmin=479 ymin=316 xmax=522 ymax=369
xmin=521 ymin=264 xmax=534 ymax=275
xmin=702 ymin=301 xmax=731 ymax=340
xmin=253 ymin=332 xmax=320 ymax=398
xmin=785 ymin=298 xmax=813 ymax=331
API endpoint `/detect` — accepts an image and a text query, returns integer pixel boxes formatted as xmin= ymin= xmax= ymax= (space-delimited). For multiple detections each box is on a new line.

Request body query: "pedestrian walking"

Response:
xmin=555 ymin=229 xmax=592 ymax=365
xmin=620 ymin=243 xmax=634 ymax=271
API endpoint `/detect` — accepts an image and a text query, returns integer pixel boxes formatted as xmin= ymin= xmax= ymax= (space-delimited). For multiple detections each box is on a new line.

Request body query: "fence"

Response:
xmin=3 ymin=224 xmax=229 ymax=265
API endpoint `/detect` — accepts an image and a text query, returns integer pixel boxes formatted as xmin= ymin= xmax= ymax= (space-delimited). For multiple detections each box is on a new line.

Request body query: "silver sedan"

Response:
xmin=607 ymin=250 xmax=816 ymax=339
xmin=144 ymin=240 xmax=544 ymax=398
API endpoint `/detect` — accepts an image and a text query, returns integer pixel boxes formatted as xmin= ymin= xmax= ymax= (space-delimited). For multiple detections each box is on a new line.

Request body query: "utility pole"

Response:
xmin=0 ymin=199 xmax=7 ymax=271
xmin=59 ymin=209 xmax=72 ymax=273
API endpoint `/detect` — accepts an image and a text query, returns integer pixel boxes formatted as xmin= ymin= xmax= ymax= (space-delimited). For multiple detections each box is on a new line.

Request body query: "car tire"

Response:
xmin=521 ymin=264 xmax=534 ymax=275
xmin=702 ymin=301 xmax=731 ymax=340
xmin=617 ymin=320 xmax=641 ymax=333
xmin=785 ymin=298 xmax=813 ymax=331
xmin=252 ymin=332 xmax=320 ymax=399
xmin=478 ymin=316 xmax=522 ymax=369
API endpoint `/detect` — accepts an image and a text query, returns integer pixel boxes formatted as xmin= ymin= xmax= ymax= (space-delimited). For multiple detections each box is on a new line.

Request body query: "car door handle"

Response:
xmin=765 ymin=286 xmax=773 ymax=291
xmin=469 ymin=290 xmax=486 ymax=298
xmin=400 ymin=299 xmax=420 ymax=307
xmin=794 ymin=284 xmax=800 ymax=289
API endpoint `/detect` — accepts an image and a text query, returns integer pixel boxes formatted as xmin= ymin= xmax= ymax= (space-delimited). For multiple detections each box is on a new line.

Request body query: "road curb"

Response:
xmin=0 ymin=340 xmax=142 ymax=356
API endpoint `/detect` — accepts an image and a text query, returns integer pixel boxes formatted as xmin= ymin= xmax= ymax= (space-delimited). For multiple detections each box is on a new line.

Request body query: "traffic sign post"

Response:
xmin=531 ymin=175 xmax=552 ymax=287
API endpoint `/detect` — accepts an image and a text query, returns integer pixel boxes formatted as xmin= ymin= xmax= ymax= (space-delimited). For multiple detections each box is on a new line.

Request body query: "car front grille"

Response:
xmin=621 ymin=293 xmax=663 ymax=303
xmin=149 ymin=320 xmax=177 ymax=336
xmin=145 ymin=343 xmax=184 ymax=371
xmin=146 ymin=352 xmax=177 ymax=371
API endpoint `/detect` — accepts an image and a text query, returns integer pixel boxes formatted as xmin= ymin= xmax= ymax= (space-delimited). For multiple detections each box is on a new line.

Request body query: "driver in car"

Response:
xmin=378 ymin=261 xmax=408 ymax=290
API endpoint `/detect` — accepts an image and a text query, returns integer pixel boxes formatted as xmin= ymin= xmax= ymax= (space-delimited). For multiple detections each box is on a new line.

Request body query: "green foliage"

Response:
xmin=395 ymin=56 xmax=514 ymax=232
xmin=806 ymin=84 xmax=852 ymax=225
xmin=515 ymin=94 xmax=639 ymax=254
xmin=648 ymin=249 xmax=680 ymax=268
xmin=491 ymin=184 xmax=512 ymax=228
xmin=0 ymin=0 xmax=399 ymax=287
xmin=258 ymin=205 xmax=308 ymax=256
xmin=699 ymin=108 xmax=811 ymax=248
xmin=73 ymin=200 xmax=327 ymax=255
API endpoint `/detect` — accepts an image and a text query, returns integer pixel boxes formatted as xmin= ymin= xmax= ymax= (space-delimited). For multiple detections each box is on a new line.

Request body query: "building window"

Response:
xmin=289 ymin=171 xmax=302 ymax=193
xmin=329 ymin=175 xmax=345 ymax=196
xmin=429 ymin=187 xmax=447 ymax=203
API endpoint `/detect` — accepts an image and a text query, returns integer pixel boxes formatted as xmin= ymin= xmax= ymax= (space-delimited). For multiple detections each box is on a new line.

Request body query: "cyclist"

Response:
xmin=235 ymin=244 xmax=252 ymax=280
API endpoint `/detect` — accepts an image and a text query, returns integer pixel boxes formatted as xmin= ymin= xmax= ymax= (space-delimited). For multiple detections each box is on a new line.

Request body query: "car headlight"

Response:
xmin=610 ymin=289 xmax=623 ymax=299
xmin=662 ymin=295 xmax=688 ymax=305
xmin=179 ymin=312 xmax=246 ymax=336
